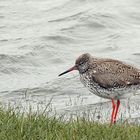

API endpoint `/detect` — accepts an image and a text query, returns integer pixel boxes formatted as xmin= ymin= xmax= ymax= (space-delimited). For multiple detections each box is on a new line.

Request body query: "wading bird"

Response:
xmin=59 ymin=53 xmax=140 ymax=124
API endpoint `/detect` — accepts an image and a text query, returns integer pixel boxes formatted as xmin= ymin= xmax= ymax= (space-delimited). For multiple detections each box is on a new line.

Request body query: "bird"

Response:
xmin=58 ymin=53 xmax=140 ymax=124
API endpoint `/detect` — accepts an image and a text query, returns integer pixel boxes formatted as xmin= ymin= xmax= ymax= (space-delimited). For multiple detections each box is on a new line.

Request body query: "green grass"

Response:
xmin=0 ymin=106 xmax=140 ymax=140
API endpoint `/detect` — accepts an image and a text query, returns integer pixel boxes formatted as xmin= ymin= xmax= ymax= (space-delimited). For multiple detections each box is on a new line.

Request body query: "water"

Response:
xmin=0 ymin=0 xmax=140 ymax=122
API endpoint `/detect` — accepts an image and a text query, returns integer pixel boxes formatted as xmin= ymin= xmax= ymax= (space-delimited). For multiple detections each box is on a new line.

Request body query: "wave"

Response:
xmin=41 ymin=35 xmax=76 ymax=44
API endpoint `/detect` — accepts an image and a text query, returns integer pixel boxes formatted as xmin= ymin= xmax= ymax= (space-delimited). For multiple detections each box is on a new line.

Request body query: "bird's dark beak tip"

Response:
xmin=58 ymin=65 xmax=77 ymax=77
xmin=58 ymin=74 xmax=62 ymax=77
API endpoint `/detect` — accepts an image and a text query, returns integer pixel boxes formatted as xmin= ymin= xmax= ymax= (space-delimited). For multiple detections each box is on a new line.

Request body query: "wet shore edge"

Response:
xmin=0 ymin=104 xmax=140 ymax=139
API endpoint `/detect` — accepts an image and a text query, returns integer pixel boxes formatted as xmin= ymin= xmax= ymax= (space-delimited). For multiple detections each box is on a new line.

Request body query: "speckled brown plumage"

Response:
xmin=76 ymin=54 xmax=140 ymax=97
xmin=59 ymin=53 xmax=140 ymax=124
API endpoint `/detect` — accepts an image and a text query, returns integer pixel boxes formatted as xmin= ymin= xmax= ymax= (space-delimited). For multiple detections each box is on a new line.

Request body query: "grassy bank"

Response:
xmin=0 ymin=106 xmax=140 ymax=140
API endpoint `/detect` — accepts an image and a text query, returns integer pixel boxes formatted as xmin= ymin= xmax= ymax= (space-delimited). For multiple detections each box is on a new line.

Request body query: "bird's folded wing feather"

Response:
xmin=91 ymin=59 xmax=140 ymax=89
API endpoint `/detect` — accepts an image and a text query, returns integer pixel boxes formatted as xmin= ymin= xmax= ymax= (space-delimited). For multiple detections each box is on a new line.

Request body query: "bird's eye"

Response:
xmin=79 ymin=61 xmax=84 ymax=65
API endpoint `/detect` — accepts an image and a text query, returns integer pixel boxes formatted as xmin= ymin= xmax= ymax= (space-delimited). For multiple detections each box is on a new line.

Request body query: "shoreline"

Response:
xmin=0 ymin=105 xmax=140 ymax=140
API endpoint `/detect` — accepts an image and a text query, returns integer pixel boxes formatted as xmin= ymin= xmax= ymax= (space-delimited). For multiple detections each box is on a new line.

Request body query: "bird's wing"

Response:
xmin=91 ymin=59 xmax=140 ymax=89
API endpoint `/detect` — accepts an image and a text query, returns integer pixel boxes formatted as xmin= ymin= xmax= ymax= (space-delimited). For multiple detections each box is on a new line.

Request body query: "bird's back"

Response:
xmin=89 ymin=58 xmax=140 ymax=89
xmin=80 ymin=57 xmax=140 ymax=99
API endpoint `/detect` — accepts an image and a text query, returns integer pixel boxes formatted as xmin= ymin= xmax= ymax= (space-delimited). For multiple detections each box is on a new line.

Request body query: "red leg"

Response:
xmin=113 ymin=100 xmax=120 ymax=123
xmin=111 ymin=99 xmax=116 ymax=124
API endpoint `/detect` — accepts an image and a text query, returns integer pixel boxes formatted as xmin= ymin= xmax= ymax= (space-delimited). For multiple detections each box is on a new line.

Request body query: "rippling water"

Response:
xmin=0 ymin=0 xmax=140 ymax=122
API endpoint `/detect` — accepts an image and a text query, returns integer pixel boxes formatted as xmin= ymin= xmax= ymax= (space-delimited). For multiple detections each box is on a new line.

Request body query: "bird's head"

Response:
xmin=58 ymin=53 xmax=91 ymax=76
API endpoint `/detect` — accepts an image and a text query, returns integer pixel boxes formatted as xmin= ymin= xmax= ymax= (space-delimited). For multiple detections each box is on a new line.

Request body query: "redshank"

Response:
xmin=58 ymin=53 xmax=140 ymax=124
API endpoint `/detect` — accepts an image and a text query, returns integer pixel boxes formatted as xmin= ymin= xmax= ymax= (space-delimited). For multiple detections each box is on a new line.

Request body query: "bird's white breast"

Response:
xmin=80 ymin=73 xmax=139 ymax=100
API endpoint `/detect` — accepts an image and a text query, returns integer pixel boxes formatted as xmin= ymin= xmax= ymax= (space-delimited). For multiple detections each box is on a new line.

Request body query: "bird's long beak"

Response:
xmin=58 ymin=65 xmax=77 ymax=76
